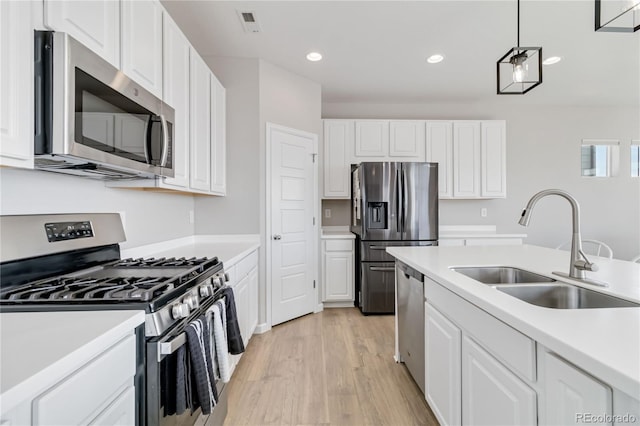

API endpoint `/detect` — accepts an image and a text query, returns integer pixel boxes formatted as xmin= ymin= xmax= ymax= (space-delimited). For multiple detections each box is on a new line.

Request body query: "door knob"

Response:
xmin=273 ymin=234 xmax=282 ymax=240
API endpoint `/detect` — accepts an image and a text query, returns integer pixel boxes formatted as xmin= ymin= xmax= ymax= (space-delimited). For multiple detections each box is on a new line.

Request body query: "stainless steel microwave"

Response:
xmin=34 ymin=31 xmax=175 ymax=179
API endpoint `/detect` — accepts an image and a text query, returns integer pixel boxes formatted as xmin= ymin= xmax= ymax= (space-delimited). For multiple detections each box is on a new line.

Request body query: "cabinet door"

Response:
xmin=425 ymin=302 xmax=462 ymax=426
xmin=389 ymin=121 xmax=425 ymax=159
xmin=453 ymin=121 xmax=481 ymax=198
xmin=90 ymin=386 xmax=135 ymax=426
xmin=481 ymin=121 xmax=506 ymax=198
xmin=44 ymin=0 xmax=120 ymax=68
xmin=541 ymin=351 xmax=612 ymax=426
xmin=234 ymin=275 xmax=250 ymax=347
xmin=248 ymin=266 xmax=258 ymax=337
xmin=323 ymin=120 xmax=353 ymax=198
xmin=121 ymin=0 xmax=163 ymax=98
xmin=426 ymin=121 xmax=453 ymax=198
xmin=354 ymin=120 xmax=388 ymax=157
xmin=210 ymin=75 xmax=226 ymax=195
xmin=189 ymin=52 xmax=212 ymax=191
xmin=323 ymin=249 xmax=354 ymax=302
xmin=162 ymin=13 xmax=190 ymax=189
xmin=0 ymin=0 xmax=33 ymax=168
xmin=462 ymin=335 xmax=537 ymax=426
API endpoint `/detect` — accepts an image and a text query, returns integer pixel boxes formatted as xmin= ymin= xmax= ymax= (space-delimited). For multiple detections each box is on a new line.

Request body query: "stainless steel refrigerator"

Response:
xmin=351 ymin=162 xmax=438 ymax=314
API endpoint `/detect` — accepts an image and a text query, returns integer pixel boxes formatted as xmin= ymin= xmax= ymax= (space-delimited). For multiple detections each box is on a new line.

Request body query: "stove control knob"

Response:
xmin=171 ymin=303 xmax=190 ymax=319
xmin=224 ymin=272 xmax=230 ymax=282
xmin=199 ymin=284 xmax=213 ymax=297
xmin=212 ymin=276 xmax=223 ymax=288
xmin=184 ymin=295 xmax=198 ymax=310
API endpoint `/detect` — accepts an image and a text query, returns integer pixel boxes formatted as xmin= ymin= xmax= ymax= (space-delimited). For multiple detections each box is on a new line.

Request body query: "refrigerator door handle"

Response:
xmin=402 ymin=167 xmax=408 ymax=236
xmin=396 ymin=168 xmax=402 ymax=233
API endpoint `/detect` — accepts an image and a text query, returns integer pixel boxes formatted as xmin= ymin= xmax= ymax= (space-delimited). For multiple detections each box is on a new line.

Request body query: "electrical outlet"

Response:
xmin=481 ymin=208 xmax=487 ymax=218
xmin=324 ymin=208 xmax=331 ymax=218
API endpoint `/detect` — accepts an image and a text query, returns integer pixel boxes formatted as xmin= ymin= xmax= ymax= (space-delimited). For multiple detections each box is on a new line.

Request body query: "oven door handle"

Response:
xmin=157 ymin=333 xmax=187 ymax=362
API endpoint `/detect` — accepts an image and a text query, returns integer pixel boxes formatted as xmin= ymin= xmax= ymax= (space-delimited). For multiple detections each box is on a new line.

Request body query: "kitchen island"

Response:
xmin=387 ymin=244 xmax=640 ymax=426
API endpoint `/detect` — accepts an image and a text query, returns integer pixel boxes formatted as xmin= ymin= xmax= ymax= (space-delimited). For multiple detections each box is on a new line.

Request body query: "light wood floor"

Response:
xmin=223 ymin=308 xmax=438 ymax=426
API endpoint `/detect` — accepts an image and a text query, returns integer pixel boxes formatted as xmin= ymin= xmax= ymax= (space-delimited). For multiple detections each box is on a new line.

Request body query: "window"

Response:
xmin=581 ymin=139 xmax=619 ymax=177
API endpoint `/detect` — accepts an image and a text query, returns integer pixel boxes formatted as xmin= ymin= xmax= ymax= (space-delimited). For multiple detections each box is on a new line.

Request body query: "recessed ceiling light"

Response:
xmin=306 ymin=52 xmax=323 ymax=62
xmin=427 ymin=54 xmax=444 ymax=64
xmin=543 ymin=56 xmax=562 ymax=65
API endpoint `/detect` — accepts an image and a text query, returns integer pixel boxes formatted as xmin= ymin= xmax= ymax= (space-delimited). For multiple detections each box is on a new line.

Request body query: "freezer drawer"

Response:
xmin=360 ymin=262 xmax=396 ymax=314
xmin=360 ymin=240 xmax=437 ymax=262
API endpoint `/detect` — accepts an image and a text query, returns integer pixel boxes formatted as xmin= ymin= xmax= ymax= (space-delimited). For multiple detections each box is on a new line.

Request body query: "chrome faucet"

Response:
xmin=518 ymin=189 xmax=606 ymax=286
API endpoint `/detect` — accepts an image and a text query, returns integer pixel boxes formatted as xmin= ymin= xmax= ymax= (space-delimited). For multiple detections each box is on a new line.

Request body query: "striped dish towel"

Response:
xmin=185 ymin=315 xmax=218 ymax=414
xmin=209 ymin=303 xmax=231 ymax=382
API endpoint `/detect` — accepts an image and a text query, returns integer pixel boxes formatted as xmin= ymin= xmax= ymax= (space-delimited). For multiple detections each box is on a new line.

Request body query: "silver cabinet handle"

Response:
xmin=369 ymin=266 xmax=396 ymax=272
xmin=273 ymin=234 xmax=282 ymax=240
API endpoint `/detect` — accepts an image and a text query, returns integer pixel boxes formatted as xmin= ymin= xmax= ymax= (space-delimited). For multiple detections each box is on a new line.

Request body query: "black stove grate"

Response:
xmin=112 ymin=257 xmax=210 ymax=268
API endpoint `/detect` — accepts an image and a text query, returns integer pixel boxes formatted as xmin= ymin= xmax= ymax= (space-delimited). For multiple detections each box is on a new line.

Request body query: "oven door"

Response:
xmin=39 ymin=31 xmax=175 ymax=178
xmin=146 ymin=296 xmax=227 ymax=426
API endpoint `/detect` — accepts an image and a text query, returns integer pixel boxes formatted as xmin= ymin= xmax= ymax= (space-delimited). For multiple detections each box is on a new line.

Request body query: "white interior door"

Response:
xmin=269 ymin=124 xmax=317 ymax=326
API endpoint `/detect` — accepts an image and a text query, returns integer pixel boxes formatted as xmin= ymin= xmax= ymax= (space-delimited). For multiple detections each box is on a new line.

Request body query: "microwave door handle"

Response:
xmin=144 ymin=117 xmax=152 ymax=164
xmin=159 ymin=114 xmax=169 ymax=167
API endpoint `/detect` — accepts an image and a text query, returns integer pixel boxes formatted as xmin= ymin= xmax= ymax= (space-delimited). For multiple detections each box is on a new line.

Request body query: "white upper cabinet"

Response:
xmin=322 ymin=119 xmax=506 ymax=200
xmin=210 ymin=74 xmax=226 ymax=195
xmin=44 ymin=0 xmax=120 ymax=68
xmin=426 ymin=121 xmax=453 ymax=198
xmin=0 ymin=0 xmax=33 ymax=168
xmin=453 ymin=121 xmax=481 ymax=198
xmin=162 ymin=12 xmax=190 ymax=189
xmin=355 ymin=120 xmax=389 ymax=158
xmin=121 ymin=0 xmax=163 ymax=98
xmin=481 ymin=120 xmax=506 ymax=198
xmin=189 ymin=52 xmax=212 ymax=192
xmin=389 ymin=121 xmax=426 ymax=160
xmin=323 ymin=120 xmax=353 ymax=198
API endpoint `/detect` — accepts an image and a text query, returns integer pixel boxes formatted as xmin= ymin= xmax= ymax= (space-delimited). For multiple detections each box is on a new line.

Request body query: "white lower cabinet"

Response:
xmin=462 ymin=335 xmax=536 ymax=426
xmin=225 ymin=248 xmax=259 ymax=371
xmin=321 ymin=238 xmax=354 ymax=305
xmin=425 ymin=302 xmax=461 ymax=426
xmin=424 ymin=276 xmax=621 ymax=426
xmin=540 ymin=350 xmax=612 ymax=426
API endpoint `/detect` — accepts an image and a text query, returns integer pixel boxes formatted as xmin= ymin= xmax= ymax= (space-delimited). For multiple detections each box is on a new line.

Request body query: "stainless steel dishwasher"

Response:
xmin=397 ymin=260 xmax=425 ymax=394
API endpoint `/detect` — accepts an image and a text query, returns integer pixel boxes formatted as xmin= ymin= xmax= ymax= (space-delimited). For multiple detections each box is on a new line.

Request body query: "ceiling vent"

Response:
xmin=237 ymin=11 xmax=262 ymax=33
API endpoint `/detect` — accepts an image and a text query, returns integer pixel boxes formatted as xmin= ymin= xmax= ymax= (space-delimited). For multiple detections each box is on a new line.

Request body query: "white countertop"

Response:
xmin=386 ymin=244 xmax=640 ymax=398
xmin=321 ymin=226 xmax=356 ymax=239
xmin=0 ymin=310 xmax=144 ymax=412
xmin=121 ymin=234 xmax=260 ymax=267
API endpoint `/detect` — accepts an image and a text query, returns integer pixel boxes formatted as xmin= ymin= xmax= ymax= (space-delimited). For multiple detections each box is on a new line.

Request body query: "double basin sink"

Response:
xmin=452 ymin=266 xmax=639 ymax=309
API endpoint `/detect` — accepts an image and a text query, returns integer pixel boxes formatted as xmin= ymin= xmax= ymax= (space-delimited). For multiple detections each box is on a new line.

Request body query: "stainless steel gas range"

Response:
xmin=0 ymin=213 xmax=234 ymax=426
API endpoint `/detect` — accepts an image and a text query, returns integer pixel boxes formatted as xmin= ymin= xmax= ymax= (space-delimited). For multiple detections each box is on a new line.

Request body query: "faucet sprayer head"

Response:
xmin=518 ymin=208 xmax=531 ymax=226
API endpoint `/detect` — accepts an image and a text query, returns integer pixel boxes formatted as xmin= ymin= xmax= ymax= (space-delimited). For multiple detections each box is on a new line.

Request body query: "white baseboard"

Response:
xmin=314 ymin=303 xmax=324 ymax=313
xmin=254 ymin=322 xmax=271 ymax=334
xmin=323 ymin=301 xmax=356 ymax=308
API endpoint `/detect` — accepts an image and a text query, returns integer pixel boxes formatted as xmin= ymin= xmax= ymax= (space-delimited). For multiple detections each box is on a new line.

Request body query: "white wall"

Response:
xmin=322 ymin=102 xmax=640 ymax=260
xmin=0 ymin=168 xmax=195 ymax=250
xmin=195 ymin=57 xmax=261 ymax=235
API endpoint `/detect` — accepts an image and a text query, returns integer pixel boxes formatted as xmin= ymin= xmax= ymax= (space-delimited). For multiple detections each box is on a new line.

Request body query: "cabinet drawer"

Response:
xmin=89 ymin=385 xmax=135 ymax=426
xmin=33 ymin=334 xmax=136 ymax=425
xmin=324 ymin=239 xmax=354 ymax=252
xmin=425 ymin=277 xmax=536 ymax=381
xmin=236 ymin=250 xmax=258 ymax=278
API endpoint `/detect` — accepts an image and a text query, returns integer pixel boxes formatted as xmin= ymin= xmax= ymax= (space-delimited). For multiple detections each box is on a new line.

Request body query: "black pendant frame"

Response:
xmin=496 ymin=46 xmax=543 ymax=95
xmin=595 ymin=0 xmax=640 ymax=32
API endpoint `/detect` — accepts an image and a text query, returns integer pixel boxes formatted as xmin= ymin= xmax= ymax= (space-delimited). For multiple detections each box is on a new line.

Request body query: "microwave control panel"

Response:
xmin=44 ymin=221 xmax=94 ymax=242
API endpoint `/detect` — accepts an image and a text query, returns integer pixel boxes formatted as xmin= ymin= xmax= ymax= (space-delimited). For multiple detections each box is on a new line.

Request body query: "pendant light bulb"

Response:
xmin=510 ymin=51 xmax=528 ymax=83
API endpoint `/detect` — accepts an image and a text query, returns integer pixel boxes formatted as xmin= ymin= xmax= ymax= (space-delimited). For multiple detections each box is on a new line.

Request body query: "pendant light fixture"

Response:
xmin=497 ymin=0 xmax=542 ymax=94
xmin=595 ymin=0 xmax=640 ymax=32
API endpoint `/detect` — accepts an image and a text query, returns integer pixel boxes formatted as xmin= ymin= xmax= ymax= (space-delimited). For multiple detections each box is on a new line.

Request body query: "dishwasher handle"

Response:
xmin=396 ymin=261 xmax=424 ymax=282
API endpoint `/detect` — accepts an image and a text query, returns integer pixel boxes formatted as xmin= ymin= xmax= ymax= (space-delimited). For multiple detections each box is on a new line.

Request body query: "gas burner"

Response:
xmin=113 ymin=257 xmax=209 ymax=268
xmin=2 ymin=276 xmax=175 ymax=302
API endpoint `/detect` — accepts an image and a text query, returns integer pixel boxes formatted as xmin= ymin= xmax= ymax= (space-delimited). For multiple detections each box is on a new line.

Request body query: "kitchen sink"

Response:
xmin=497 ymin=284 xmax=640 ymax=309
xmin=451 ymin=266 xmax=556 ymax=284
